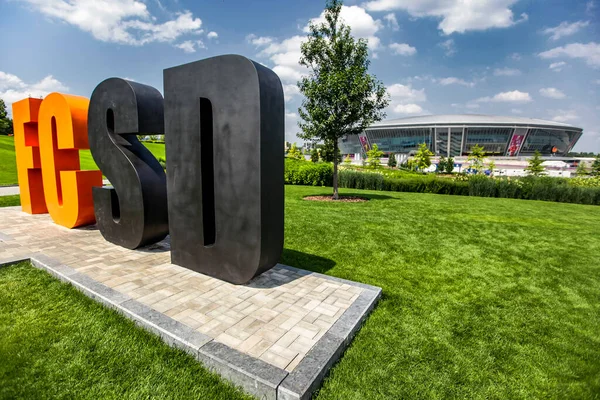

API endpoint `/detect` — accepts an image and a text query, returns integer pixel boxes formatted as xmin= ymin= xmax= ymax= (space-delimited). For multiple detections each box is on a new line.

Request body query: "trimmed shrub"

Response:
xmin=283 ymin=158 xmax=600 ymax=205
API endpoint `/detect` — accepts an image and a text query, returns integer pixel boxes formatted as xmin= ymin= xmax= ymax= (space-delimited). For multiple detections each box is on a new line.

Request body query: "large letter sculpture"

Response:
xmin=164 ymin=55 xmax=284 ymax=284
xmin=38 ymin=93 xmax=102 ymax=228
xmin=12 ymin=98 xmax=47 ymax=214
xmin=88 ymin=78 xmax=168 ymax=249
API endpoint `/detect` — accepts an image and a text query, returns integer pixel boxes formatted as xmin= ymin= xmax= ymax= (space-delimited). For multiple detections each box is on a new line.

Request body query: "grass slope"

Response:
xmin=1 ymin=186 xmax=599 ymax=399
xmin=0 ymin=262 xmax=252 ymax=400
xmin=0 ymin=136 xmax=165 ymax=185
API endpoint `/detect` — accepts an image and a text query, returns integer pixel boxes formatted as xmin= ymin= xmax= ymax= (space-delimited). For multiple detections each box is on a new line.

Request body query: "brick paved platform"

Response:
xmin=0 ymin=206 xmax=381 ymax=400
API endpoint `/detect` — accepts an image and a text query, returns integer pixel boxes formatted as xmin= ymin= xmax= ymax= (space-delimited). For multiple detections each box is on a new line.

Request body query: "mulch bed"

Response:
xmin=303 ymin=195 xmax=369 ymax=202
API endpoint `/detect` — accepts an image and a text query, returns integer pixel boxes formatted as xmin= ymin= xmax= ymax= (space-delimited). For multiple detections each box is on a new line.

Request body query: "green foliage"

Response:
xmin=525 ymin=150 xmax=546 ymax=176
xmin=320 ymin=139 xmax=342 ymax=163
xmin=284 ymin=160 xmax=600 ymax=205
xmin=297 ymin=0 xmax=389 ymax=198
xmin=413 ymin=143 xmax=433 ymax=171
xmin=488 ymin=160 xmax=496 ymax=175
xmin=437 ymin=156 xmax=447 ymax=173
xmin=467 ymin=144 xmax=486 ymax=174
xmin=287 ymin=143 xmax=304 ymax=160
xmin=366 ymin=143 xmax=383 ymax=169
xmin=310 ymin=147 xmax=320 ymax=162
xmin=284 ymin=159 xmax=332 ymax=186
xmin=591 ymin=155 xmax=600 ymax=176
xmin=344 ymin=155 xmax=352 ymax=165
xmin=156 ymin=157 xmax=166 ymax=169
xmin=445 ymin=156 xmax=454 ymax=174
xmin=576 ymin=161 xmax=588 ymax=176
xmin=387 ymin=152 xmax=396 ymax=168
xmin=0 ymin=98 xmax=13 ymax=136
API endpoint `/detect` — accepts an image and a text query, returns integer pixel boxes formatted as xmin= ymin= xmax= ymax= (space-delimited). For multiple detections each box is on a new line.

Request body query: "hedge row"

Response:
xmin=284 ymin=159 xmax=600 ymax=205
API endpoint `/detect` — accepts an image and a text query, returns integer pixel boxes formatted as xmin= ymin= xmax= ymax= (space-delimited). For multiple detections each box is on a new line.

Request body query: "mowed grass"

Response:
xmin=0 ymin=136 xmax=165 ymax=185
xmin=0 ymin=195 xmax=19 ymax=207
xmin=281 ymin=186 xmax=600 ymax=399
xmin=1 ymin=186 xmax=599 ymax=399
xmin=0 ymin=262 xmax=253 ymax=400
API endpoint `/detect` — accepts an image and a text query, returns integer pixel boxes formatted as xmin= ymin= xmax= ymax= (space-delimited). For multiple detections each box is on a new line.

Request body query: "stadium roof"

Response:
xmin=371 ymin=114 xmax=582 ymax=130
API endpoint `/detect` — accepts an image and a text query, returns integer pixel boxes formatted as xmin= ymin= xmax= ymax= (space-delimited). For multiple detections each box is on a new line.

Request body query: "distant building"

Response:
xmin=339 ymin=114 xmax=583 ymax=158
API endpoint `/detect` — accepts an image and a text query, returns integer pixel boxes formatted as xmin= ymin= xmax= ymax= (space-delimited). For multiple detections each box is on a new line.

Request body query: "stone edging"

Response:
xmin=0 ymin=251 xmax=381 ymax=400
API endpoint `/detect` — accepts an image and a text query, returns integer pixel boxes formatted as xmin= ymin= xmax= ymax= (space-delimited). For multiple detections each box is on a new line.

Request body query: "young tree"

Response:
xmin=576 ymin=161 xmax=588 ymax=176
xmin=310 ymin=147 xmax=320 ymax=162
xmin=366 ymin=143 xmax=383 ymax=168
xmin=297 ymin=0 xmax=389 ymax=199
xmin=488 ymin=160 xmax=496 ymax=176
xmin=445 ymin=156 xmax=454 ymax=174
xmin=591 ymin=155 xmax=600 ymax=176
xmin=320 ymin=139 xmax=342 ymax=163
xmin=0 ymin=98 xmax=13 ymax=136
xmin=413 ymin=142 xmax=433 ymax=172
xmin=387 ymin=152 xmax=397 ymax=168
xmin=287 ymin=143 xmax=304 ymax=160
xmin=437 ymin=156 xmax=447 ymax=173
xmin=524 ymin=150 xmax=545 ymax=176
xmin=467 ymin=144 xmax=486 ymax=174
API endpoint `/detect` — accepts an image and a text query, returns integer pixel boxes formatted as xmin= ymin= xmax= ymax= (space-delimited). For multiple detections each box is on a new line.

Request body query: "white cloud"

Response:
xmin=493 ymin=67 xmax=521 ymax=76
xmin=384 ymin=13 xmax=399 ymax=30
xmin=283 ymin=84 xmax=300 ymax=102
xmin=438 ymin=39 xmax=455 ymax=56
xmin=476 ymin=90 xmax=532 ymax=103
xmin=249 ymin=5 xmax=384 ymax=85
xmin=362 ymin=0 xmax=526 ymax=35
xmin=18 ymin=0 xmax=205 ymax=50
xmin=551 ymin=110 xmax=579 ymax=122
xmin=438 ymin=77 xmax=474 ymax=87
xmin=0 ymin=71 xmax=69 ymax=115
xmin=542 ymin=21 xmax=589 ymax=41
xmin=538 ymin=42 xmax=600 ymax=68
xmin=246 ymin=34 xmax=274 ymax=47
xmin=394 ymin=103 xmax=423 ymax=114
xmin=511 ymin=108 xmax=522 ymax=114
xmin=539 ymin=87 xmax=566 ymax=99
xmin=389 ymin=42 xmax=416 ymax=55
xmin=207 ymin=31 xmax=218 ymax=39
xmin=549 ymin=61 xmax=567 ymax=72
xmin=305 ymin=5 xmax=383 ymax=50
xmin=388 ymin=83 xmax=426 ymax=102
xmin=175 ymin=39 xmax=205 ymax=53
xmin=510 ymin=52 xmax=522 ymax=60
xmin=387 ymin=83 xmax=426 ymax=115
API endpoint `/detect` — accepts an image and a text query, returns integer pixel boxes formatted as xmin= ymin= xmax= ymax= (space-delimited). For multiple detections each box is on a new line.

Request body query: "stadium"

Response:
xmin=339 ymin=114 xmax=583 ymax=158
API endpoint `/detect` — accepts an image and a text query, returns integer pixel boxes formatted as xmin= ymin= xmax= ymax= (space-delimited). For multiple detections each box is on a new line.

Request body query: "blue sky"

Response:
xmin=1 ymin=0 xmax=599 ymax=151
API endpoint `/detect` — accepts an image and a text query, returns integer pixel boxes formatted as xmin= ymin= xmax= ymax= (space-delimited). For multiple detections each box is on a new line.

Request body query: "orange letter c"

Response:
xmin=38 ymin=93 xmax=103 ymax=228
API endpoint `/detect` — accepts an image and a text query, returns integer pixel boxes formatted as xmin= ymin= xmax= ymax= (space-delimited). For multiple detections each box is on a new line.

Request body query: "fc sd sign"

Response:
xmin=12 ymin=55 xmax=284 ymax=285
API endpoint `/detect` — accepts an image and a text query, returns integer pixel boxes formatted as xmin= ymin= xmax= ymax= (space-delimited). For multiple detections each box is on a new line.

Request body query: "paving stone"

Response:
xmin=0 ymin=207 xmax=381 ymax=399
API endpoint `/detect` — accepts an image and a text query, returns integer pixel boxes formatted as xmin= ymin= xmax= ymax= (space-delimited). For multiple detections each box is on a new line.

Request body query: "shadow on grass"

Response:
xmin=280 ymin=248 xmax=336 ymax=274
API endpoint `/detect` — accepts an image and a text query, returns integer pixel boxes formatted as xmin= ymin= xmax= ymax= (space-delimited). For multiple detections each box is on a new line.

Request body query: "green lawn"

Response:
xmin=1 ymin=186 xmax=599 ymax=399
xmin=0 ymin=195 xmax=19 ymax=207
xmin=0 ymin=136 xmax=165 ymax=185
xmin=0 ymin=262 xmax=252 ymax=400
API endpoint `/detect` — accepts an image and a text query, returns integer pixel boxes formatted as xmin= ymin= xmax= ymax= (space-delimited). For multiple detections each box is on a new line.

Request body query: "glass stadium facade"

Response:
xmin=339 ymin=115 xmax=583 ymax=157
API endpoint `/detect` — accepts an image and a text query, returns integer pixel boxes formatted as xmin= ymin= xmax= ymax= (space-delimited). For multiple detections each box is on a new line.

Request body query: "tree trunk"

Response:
xmin=333 ymin=140 xmax=339 ymax=200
